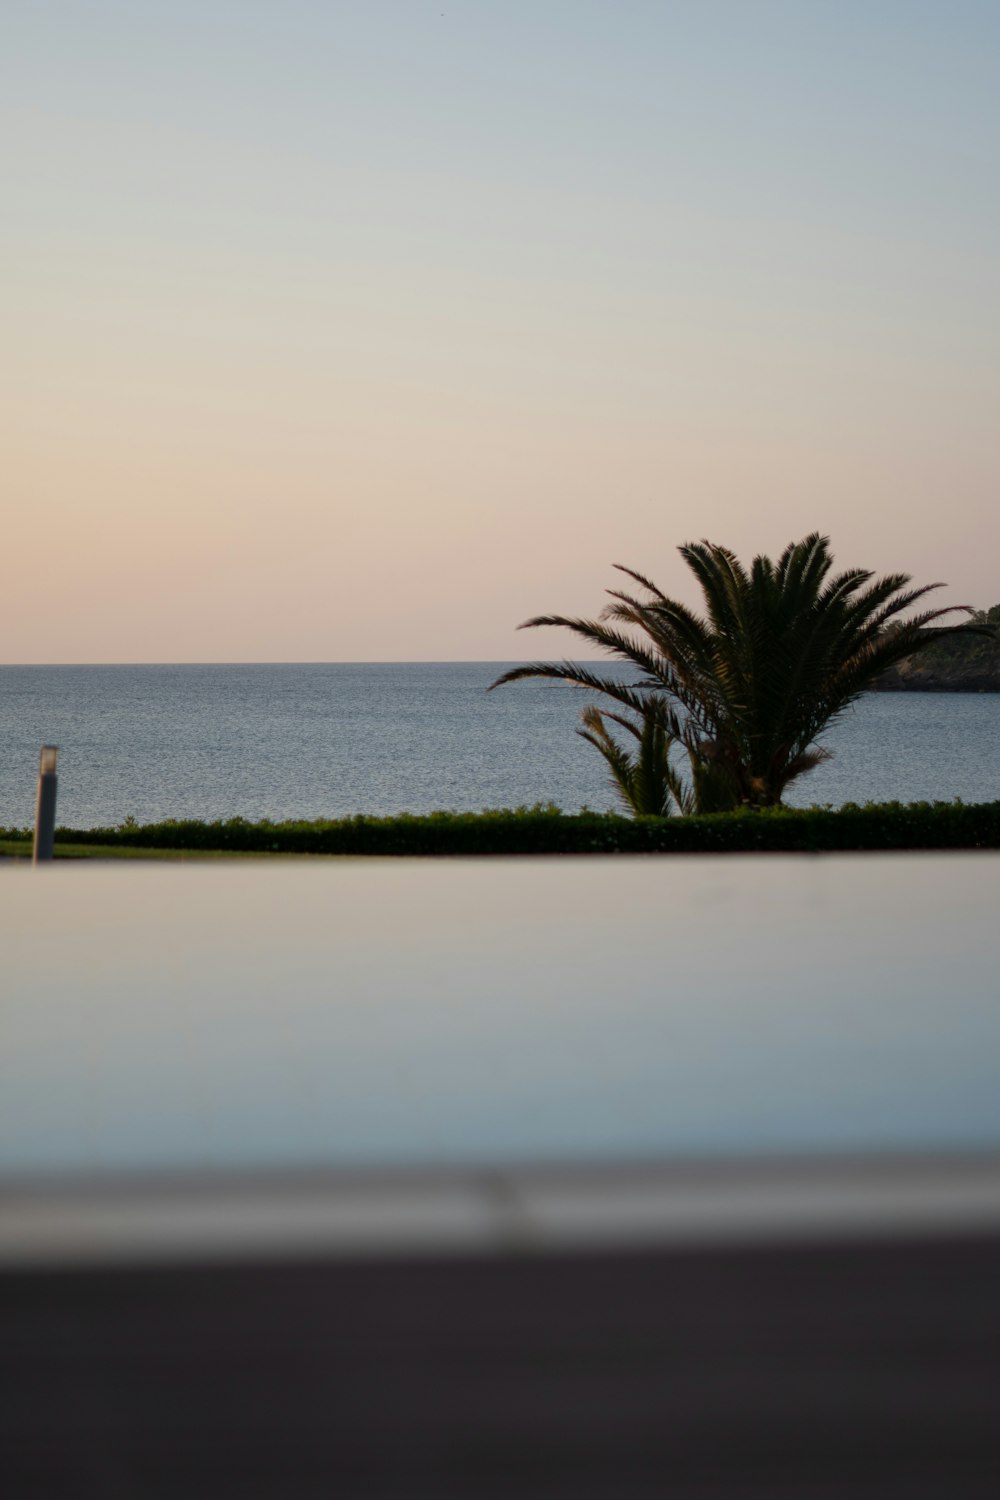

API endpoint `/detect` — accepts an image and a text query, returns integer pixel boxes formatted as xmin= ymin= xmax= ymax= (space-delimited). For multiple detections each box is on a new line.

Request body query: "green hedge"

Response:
xmin=2 ymin=800 xmax=999 ymax=856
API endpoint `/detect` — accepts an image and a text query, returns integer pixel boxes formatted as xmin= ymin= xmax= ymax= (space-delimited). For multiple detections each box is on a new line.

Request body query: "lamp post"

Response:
xmin=33 ymin=746 xmax=59 ymax=864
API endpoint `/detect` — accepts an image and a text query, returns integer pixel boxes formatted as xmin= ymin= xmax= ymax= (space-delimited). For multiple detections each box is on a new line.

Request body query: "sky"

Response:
xmin=5 ymin=0 xmax=999 ymax=663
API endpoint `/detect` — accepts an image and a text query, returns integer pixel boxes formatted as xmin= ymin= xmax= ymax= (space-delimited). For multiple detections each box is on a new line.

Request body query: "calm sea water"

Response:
xmin=0 ymin=663 xmax=997 ymax=829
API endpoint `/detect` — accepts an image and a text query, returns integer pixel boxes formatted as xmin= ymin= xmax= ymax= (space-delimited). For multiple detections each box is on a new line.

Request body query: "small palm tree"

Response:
xmin=491 ymin=533 xmax=977 ymax=812
xmin=577 ymin=700 xmax=693 ymax=817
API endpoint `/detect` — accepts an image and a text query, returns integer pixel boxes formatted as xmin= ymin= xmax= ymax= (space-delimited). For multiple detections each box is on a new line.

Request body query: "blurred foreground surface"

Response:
xmin=2 ymin=854 xmax=999 ymax=1496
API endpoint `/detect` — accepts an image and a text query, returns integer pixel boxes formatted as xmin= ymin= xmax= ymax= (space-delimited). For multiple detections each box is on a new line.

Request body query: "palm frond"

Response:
xmin=489 ymin=660 xmax=664 ymax=722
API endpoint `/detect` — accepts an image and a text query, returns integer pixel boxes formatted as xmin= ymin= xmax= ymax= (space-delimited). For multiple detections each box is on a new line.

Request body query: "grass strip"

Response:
xmin=0 ymin=841 xmax=302 ymax=861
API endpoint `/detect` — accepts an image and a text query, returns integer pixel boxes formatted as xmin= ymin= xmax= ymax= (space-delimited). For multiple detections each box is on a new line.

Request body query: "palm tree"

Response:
xmin=490 ymin=533 xmax=977 ymax=812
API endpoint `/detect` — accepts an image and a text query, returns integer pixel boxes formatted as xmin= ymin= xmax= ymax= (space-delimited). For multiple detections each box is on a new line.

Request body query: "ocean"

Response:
xmin=0 ymin=663 xmax=997 ymax=829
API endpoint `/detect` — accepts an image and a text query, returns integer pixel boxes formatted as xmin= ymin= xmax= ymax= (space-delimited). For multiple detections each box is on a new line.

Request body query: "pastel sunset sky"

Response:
xmin=6 ymin=1 xmax=999 ymax=662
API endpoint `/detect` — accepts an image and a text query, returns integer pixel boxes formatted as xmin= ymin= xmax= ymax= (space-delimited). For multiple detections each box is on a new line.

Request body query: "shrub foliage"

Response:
xmin=2 ymin=800 xmax=998 ymax=856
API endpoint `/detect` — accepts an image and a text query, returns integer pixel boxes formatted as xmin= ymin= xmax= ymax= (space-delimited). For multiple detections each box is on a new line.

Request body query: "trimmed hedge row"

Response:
xmin=2 ymin=800 xmax=999 ymax=856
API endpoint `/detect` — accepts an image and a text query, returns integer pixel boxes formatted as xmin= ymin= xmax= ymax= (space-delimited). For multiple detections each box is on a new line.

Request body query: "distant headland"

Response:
xmin=876 ymin=604 xmax=1000 ymax=692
